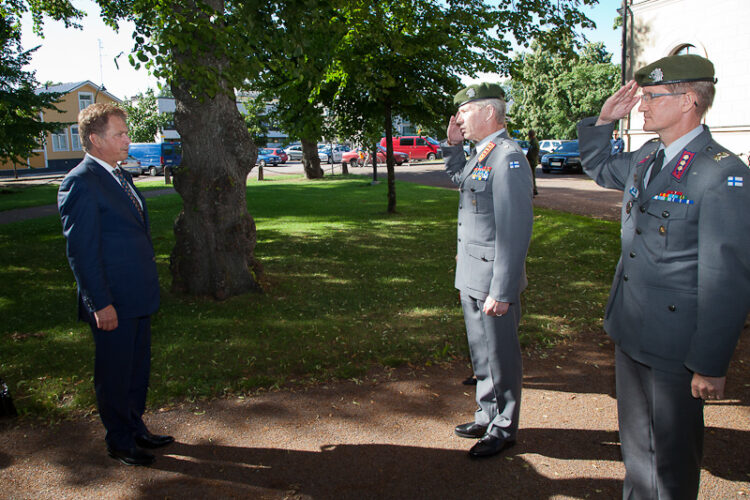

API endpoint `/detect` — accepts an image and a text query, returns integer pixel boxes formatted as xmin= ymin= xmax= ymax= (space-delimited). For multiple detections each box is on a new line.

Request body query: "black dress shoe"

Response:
xmin=454 ymin=422 xmax=488 ymax=439
xmin=461 ymin=375 xmax=477 ymax=386
xmin=107 ymin=446 xmax=155 ymax=466
xmin=468 ymin=434 xmax=515 ymax=458
xmin=135 ymin=432 xmax=175 ymax=449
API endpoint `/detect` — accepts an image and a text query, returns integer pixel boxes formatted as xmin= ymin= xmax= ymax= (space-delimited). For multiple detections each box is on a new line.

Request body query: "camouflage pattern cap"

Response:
xmin=635 ymin=54 xmax=717 ymax=87
xmin=453 ymin=83 xmax=506 ymax=107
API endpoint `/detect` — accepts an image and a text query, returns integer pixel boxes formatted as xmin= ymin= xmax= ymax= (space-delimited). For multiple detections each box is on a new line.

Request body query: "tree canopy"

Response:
xmin=120 ymin=88 xmax=170 ymax=143
xmin=508 ymin=40 xmax=620 ymax=140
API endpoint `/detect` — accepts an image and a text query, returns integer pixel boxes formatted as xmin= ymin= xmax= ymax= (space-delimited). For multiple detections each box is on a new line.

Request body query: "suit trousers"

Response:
xmin=91 ymin=316 xmax=152 ymax=450
xmin=615 ymin=347 xmax=703 ymax=500
xmin=461 ymin=294 xmax=522 ymax=440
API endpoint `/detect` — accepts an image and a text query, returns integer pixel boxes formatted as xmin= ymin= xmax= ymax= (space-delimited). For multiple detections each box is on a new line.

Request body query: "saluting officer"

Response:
xmin=577 ymin=55 xmax=750 ymax=498
xmin=443 ymin=83 xmax=534 ymax=458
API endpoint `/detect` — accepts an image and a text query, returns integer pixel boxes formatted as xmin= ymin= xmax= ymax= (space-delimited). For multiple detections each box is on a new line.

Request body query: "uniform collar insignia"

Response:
xmin=671 ymin=150 xmax=695 ymax=181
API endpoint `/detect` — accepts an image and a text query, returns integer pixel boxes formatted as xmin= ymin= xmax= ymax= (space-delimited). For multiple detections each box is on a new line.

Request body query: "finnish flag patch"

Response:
xmin=728 ymin=176 xmax=743 ymax=187
xmin=509 ymin=161 xmax=520 ymax=169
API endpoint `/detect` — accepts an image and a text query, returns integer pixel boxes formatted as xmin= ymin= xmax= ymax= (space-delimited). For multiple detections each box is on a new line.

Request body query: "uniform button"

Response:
xmin=635 ymin=228 xmax=642 ymax=235
xmin=658 ymin=225 xmax=666 ymax=235
xmin=668 ymin=305 xmax=676 ymax=312
xmin=629 ymin=251 xmax=636 ymax=258
xmin=470 ymin=187 xmax=476 ymax=192
xmin=459 ymin=205 xmax=463 ymax=209
xmin=639 ymin=206 xmax=646 ymax=213
xmin=623 ymin=275 xmax=629 ymax=281
xmin=662 ymin=210 xmax=670 ymax=218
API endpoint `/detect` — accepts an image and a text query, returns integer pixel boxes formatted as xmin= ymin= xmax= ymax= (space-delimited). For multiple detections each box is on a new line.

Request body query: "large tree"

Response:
xmin=329 ymin=0 xmax=599 ymax=213
xmin=508 ymin=40 xmax=620 ymax=140
xmin=0 ymin=2 xmax=68 ymax=178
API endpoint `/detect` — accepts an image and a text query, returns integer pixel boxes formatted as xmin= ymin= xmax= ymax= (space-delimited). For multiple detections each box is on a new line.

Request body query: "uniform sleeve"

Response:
xmin=489 ymin=150 xmax=534 ymax=302
xmin=58 ymin=175 xmax=113 ymax=313
xmin=685 ymin=162 xmax=750 ymax=376
xmin=577 ymin=117 xmax=630 ymax=191
xmin=442 ymin=143 xmax=467 ymax=185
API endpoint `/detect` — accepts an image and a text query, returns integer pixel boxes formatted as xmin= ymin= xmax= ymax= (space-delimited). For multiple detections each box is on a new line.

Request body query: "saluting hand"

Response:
xmin=446 ymin=114 xmax=464 ymax=146
xmin=596 ymin=80 xmax=642 ymax=126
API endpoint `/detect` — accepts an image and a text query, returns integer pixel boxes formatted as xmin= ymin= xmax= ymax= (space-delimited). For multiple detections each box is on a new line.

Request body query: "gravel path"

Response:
xmin=1 ymin=164 xmax=747 ymax=499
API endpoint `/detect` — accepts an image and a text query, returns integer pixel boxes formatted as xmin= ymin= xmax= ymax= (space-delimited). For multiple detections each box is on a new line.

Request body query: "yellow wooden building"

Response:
xmin=1 ymin=81 xmax=121 ymax=172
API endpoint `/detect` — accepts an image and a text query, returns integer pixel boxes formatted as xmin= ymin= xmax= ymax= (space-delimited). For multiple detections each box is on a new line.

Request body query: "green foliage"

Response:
xmin=0 ymin=177 xmax=619 ymax=419
xmin=508 ymin=40 xmax=620 ymax=140
xmin=0 ymin=5 xmax=65 ymax=169
xmin=241 ymin=95 xmax=270 ymax=147
xmin=120 ymin=88 xmax=170 ymax=143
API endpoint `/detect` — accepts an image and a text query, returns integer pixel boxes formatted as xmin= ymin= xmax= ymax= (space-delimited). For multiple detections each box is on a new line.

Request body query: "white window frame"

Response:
xmin=78 ymin=92 xmax=94 ymax=111
xmin=70 ymin=125 xmax=82 ymax=151
xmin=51 ymin=128 xmax=69 ymax=152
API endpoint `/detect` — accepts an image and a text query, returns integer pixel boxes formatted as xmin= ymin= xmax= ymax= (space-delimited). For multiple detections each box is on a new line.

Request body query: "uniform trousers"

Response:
xmin=461 ymin=294 xmax=522 ymax=440
xmin=615 ymin=347 xmax=703 ymax=500
xmin=91 ymin=316 xmax=151 ymax=450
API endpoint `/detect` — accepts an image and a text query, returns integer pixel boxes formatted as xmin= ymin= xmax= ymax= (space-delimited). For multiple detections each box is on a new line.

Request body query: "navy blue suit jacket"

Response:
xmin=58 ymin=156 xmax=160 ymax=323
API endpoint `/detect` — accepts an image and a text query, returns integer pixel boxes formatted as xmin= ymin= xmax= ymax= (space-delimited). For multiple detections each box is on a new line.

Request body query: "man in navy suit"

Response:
xmin=58 ymin=103 xmax=173 ymax=466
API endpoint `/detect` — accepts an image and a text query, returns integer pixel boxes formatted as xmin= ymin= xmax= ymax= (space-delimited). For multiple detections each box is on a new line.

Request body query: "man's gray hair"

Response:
xmin=474 ymin=98 xmax=506 ymax=124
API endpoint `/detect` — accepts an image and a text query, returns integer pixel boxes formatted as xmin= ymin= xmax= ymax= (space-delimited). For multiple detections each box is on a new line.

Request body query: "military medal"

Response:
xmin=469 ymin=142 xmax=496 ymax=181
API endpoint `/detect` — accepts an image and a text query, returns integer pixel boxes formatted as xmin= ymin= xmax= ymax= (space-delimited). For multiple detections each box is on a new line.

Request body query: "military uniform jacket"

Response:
xmin=443 ymin=130 xmax=534 ymax=302
xmin=578 ymin=117 xmax=750 ymax=376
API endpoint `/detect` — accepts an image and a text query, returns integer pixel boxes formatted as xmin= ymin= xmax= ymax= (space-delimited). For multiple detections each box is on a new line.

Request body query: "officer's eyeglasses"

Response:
xmin=640 ymin=92 xmax=686 ymax=102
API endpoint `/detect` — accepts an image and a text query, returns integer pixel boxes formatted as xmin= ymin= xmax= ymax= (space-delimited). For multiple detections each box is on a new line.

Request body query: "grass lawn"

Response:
xmin=0 ymin=179 xmax=173 ymax=212
xmin=0 ymin=175 xmax=619 ymax=420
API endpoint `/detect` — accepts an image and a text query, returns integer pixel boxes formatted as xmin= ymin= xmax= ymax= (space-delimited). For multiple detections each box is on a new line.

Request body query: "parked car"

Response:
xmin=267 ymin=148 xmax=288 ymax=164
xmin=541 ymin=140 xmax=582 ymax=173
xmin=514 ymin=139 xmax=530 ymax=155
xmin=364 ymin=144 xmax=409 ymax=165
xmin=118 ymin=155 xmax=143 ymax=176
xmin=342 ymin=149 xmax=366 ymax=168
xmin=284 ymin=144 xmax=328 ymax=162
xmin=256 ymin=148 xmax=281 ymax=167
xmin=539 ymin=140 xmax=566 ymax=153
xmin=380 ymin=136 xmax=441 ymax=160
xmin=318 ymin=145 xmax=342 ymax=163
xmin=128 ymin=142 xmax=181 ymax=176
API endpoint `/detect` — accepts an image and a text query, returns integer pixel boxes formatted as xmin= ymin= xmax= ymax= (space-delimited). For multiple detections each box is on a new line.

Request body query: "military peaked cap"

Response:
xmin=454 ymin=83 xmax=506 ymax=107
xmin=635 ymin=54 xmax=717 ymax=86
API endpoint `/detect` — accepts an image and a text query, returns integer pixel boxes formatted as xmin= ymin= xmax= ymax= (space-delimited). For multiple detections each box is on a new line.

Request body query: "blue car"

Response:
xmin=541 ymin=140 xmax=582 ymax=174
xmin=256 ymin=148 xmax=281 ymax=167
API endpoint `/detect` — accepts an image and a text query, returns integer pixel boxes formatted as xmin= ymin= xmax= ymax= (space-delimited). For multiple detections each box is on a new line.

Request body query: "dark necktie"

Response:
xmin=113 ymin=167 xmax=144 ymax=220
xmin=647 ymin=149 xmax=665 ymax=186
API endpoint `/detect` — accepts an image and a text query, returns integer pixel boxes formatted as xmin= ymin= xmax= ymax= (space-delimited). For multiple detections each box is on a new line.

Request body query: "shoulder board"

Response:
xmin=647 ymin=138 xmax=660 ymax=144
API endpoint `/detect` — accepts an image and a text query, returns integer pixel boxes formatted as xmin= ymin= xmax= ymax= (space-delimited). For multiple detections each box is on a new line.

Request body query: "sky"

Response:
xmin=20 ymin=0 xmax=624 ymax=101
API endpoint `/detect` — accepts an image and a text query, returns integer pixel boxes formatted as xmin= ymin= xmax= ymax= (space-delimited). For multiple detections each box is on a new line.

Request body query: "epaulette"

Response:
xmin=647 ymin=138 xmax=660 ymax=144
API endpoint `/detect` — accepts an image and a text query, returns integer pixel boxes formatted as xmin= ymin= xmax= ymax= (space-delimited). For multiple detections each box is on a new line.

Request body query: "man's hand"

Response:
xmin=446 ymin=114 xmax=464 ymax=146
xmin=94 ymin=304 xmax=118 ymax=331
xmin=596 ymin=80 xmax=641 ymax=126
xmin=483 ymin=297 xmax=510 ymax=317
xmin=691 ymin=373 xmax=726 ymax=400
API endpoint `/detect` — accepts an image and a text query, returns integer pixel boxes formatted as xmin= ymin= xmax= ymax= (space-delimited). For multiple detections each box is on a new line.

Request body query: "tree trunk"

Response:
xmin=371 ymin=146 xmax=378 ymax=182
xmin=301 ymin=138 xmax=324 ymax=179
xmin=169 ymin=82 xmax=262 ymax=299
xmin=384 ymin=101 xmax=396 ymax=213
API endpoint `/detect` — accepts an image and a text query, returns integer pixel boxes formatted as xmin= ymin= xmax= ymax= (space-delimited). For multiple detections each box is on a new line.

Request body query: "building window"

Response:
xmin=51 ymin=128 xmax=69 ymax=151
xmin=672 ymin=44 xmax=696 ymax=56
xmin=78 ymin=92 xmax=94 ymax=111
xmin=70 ymin=125 xmax=81 ymax=151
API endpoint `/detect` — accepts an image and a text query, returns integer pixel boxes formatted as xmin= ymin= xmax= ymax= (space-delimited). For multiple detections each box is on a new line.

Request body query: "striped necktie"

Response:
xmin=113 ymin=167 xmax=144 ymax=220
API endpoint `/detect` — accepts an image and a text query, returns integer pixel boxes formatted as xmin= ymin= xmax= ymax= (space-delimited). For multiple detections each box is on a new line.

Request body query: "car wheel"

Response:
xmin=149 ymin=166 xmax=157 ymax=176
xmin=427 ymin=153 xmax=436 ymax=160
xmin=259 ymin=160 xmax=266 ymax=167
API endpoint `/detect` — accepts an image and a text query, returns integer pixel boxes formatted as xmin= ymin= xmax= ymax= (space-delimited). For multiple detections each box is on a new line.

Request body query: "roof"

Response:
xmin=35 ymin=80 xmax=122 ymax=103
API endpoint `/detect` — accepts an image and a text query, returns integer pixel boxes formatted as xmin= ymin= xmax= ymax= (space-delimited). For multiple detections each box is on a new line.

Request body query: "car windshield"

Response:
xmin=259 ymin=148 xmax=272 ymax=155
xmin=516 ymin=140 xmax=530 ymax=148
xmin=426 ymin=137 xmax=439 ymax=145
xmin=555 ymin=141 xmax=579 ymax=153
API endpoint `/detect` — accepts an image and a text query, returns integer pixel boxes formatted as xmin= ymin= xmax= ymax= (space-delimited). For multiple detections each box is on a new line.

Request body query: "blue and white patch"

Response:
xmin=509 ymin=161 xmax=520 ymax=169
xmin=728 ymin=176 xmax=744 ymax=187
xmin=629 ymin=186 xmax=639 ymax=198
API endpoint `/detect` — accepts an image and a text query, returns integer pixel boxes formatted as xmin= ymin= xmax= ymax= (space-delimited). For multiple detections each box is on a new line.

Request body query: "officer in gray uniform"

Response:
xmin=577 ymin=55 xmax=750 ymax=498
xmin=442 ymin=83 xmax=534 ymax=458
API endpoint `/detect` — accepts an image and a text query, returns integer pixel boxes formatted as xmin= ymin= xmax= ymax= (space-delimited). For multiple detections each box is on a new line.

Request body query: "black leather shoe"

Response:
xmin=107 ymin=446 xmax=155 ymax=466
xmin=461 ymin=375 xmax=477 ymax=386
xmin=135 ymin=432 xmax=175 ymax=449
xmin=454 ymin=422 xmax=488 ymax=439
xmin=468 ymin=434 xmax=515 ymax=458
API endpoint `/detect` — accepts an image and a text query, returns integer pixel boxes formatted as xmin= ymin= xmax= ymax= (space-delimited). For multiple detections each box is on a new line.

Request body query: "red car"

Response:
xmin=267 ymin=148 xmax=288 ymax=164
xmin=342 ymin=149 xmax=366 ymax=168
xmin=364 ymin=145 xmax=409 ymax=166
